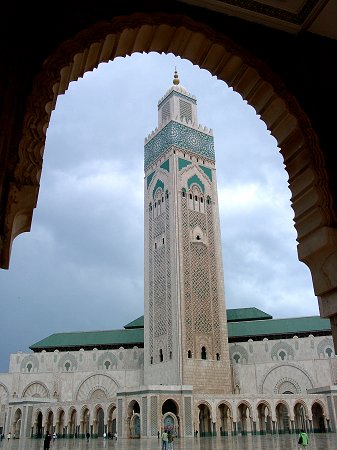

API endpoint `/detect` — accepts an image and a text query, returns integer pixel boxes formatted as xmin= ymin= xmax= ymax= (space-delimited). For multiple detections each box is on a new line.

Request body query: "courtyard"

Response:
xmin=0 ymin=434 xmax=335 ymax=450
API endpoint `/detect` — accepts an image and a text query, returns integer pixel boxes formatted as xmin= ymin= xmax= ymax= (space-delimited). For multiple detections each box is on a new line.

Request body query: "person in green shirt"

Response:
xmin=298 ymin=429 xmax=309 ymax=448
xmin=161 ymin=429 xmax=168 ymax=450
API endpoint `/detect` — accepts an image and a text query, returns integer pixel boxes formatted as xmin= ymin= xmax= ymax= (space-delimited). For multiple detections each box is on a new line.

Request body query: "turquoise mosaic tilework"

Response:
xmin=147 ymin=171 xmax=155 ymax=188
xmin=160 ymin=159 xmax=170 ymax=172
xmin=144 ymin=121 xmax=214 ymax=170
xmin=187 ymin=174 xmax=205 ymax=193
xmin=178 ymin=158 xmax=192 ymax=171
xmin=199 ymin=165 xmax=212 ymax=182
xmin=152 ymin=179 xmax=164 ymax=199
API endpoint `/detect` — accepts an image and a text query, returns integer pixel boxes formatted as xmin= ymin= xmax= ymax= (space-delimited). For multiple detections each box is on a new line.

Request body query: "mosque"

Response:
xmin=0 ymin=72 xmax=336 ymax=440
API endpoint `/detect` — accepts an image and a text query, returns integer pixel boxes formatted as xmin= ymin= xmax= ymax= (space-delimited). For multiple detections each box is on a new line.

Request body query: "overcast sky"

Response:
xmin=0 ymin=53 xmax=320 ymax=372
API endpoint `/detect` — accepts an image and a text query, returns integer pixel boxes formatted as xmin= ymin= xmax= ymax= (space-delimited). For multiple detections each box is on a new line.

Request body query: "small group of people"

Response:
xmin=161 ymin=429 xmax=174 ymax=450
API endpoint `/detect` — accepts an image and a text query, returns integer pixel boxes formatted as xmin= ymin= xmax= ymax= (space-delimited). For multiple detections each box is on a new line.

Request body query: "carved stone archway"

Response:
xmin=2 ymin=12 xmax=337 ymax=344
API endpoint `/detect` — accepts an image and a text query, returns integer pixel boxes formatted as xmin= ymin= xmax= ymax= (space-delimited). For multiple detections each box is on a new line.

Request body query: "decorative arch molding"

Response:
xmin=22 ymin=382 xmax=49 ymax=398
xmin=229 ymin=344 xmax=249 ymax=364
xmin=317 ymin=337 xmax=335 ymax=357
xmin=3 ymin=12 xmax=337 ymax=319
xmin=236 ymin=400 xmax=253 ymax=416
xmin=275 ymin=400 xmax=290 ymax=412
xmin=259 ymin=363 xmax=315 ymax=394
xmin=274 ymin=377 xmax=301 ymax=395
xmin=270 ymin=341 xmax=295 ymax=360
xmin=58 ymin=353 xmax=78 ymax=372
xmin=293 ymin=400 xmax=309 ymax=417
xmin=76 ymin=374 xmax=119 ymax=401
xmin=216 ymin=401 xmax=233 ymax=418
xmin=20 ymin=354 xmax=39 ymax=373
xmin=256 ymin=400 xmax=272 ymax=414
xmin=0 ymin=383 xmax=9 ymax=401
xmin=196 ymin=400 xmax=212 ymax=412
xmin=97 ymin=351 xmax=118 ymax=370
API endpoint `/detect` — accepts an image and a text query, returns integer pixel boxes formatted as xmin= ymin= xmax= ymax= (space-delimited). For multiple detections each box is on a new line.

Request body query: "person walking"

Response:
xmin=43 ymin=432 xmax=52 ymax=450
xmin=161 ymin=429 xmax=168 ymax=450
xmin=7 ymin=432 xmax=11 ymax=441
xmin=86 ymin=432 xmax=90 ymax=442
xmin=167 ymin=430 xmax=174 ymax=450
xmin=298 ymin=429 xmax=309 ymax=448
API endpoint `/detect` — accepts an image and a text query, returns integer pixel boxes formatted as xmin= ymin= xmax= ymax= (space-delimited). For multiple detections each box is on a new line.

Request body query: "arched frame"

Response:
xmin=3 ymin=13 xmax=337 ymax=341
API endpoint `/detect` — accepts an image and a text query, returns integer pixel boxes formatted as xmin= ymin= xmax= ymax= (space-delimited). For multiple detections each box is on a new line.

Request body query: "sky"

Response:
xmin=0 ymin=52 xmax=320 ymax=372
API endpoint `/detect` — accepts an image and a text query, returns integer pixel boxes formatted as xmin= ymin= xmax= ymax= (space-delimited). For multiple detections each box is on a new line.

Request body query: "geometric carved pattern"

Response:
xmin=150 ymin=396 xmax=158 ymax=436
xmin=274 ymin=378 xmax=301 ymax=394
xmin=22 ymin=382 xmax=49 ymax=398
xmin=118 ymin=398 xmax=123 ymax=437
xmin=184 ymin=397 xmax=193 ymax=435
xmin=142 ymin=396 xmax=147 ymax=437
xmin=76 ymin=374 xmax=118 ymax=401
xmin=182 ymin=187 xmax=221 ymax=358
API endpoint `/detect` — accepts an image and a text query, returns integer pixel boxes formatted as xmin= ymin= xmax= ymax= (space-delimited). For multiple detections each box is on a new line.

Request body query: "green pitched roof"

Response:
xmin=30 ymin=328 xmax=144 ymax=351
xmin=124 ymin=316 xmax=144 ymax=329
xmin=227 ymin=307 xmax=272 ymax=322
xmin=29 ymin=310 xmax=331 ymax=352
xmin=228 ymin=316 xmax=331 ymax=341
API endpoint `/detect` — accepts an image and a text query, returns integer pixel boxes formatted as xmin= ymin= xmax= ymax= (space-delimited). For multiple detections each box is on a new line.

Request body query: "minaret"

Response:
xmin=144 ymin=71 xmax=231 ymax=394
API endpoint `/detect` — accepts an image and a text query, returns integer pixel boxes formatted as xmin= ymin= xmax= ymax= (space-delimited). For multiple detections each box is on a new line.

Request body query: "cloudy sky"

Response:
xmin=0 ymin=52 xmax=320 ymax=372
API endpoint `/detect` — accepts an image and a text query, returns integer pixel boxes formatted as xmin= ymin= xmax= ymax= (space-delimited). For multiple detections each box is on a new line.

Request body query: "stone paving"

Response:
xmin=0 ymin=434 xmax=336 ymax=450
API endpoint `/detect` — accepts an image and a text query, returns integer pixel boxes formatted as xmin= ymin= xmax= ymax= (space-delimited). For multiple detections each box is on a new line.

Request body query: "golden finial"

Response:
xmin=173 ymin=68 xmax=180 ymax=85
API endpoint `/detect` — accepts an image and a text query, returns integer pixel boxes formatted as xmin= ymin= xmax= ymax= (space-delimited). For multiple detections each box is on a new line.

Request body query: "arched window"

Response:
xmin=188 ymin=350 xmax=192 ymax=359
xmin=27 ymin=363 xmax=32 ymax=372
xmin=159 ymin=349 xmax=163 ymax=362
xmin=201 ymin=346 xmax=207 ymax=360
xmin=188 ymin=185 xmax=205 ymax=212
xmin=216 ymin=353 xmax=220 ymax=360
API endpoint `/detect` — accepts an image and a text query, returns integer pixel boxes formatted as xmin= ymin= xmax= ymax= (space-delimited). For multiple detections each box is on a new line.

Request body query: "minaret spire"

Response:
xmin=173 ymin=68 xmax=180 ymax=85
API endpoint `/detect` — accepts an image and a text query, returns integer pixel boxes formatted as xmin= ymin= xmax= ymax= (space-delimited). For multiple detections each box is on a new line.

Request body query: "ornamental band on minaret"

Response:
xmin=144 ymin=71 xmax=231 ymax=394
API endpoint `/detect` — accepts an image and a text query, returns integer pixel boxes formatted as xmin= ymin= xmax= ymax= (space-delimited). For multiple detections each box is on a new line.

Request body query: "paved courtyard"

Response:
xmin=0 ymin=434 xmax=336 ymax=450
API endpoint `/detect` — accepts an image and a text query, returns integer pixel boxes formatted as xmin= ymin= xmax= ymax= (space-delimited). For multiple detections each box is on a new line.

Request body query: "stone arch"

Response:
xmin=259 ymin=363 xmax=314 ymax=394
xmin=7 ymin=12 xmax=335 ymax=313
xmin=237 ymin=401 xmax=253 ymax=435
xmin=22 ymin=381 xmax=49 ymax=398
xmin=294 ymin=400 xmax=310 ymax=432
xmin=197 ymin=401 xmax=212 ymax=436
xmin=294 ymin=400 xmax=309 ymax=418
xmin=275 ymin=401 xmax=291 ymax=434
xmin=76 ymin=374 xmax=118 ymax=401
xmin=274 ymin=377 xmax=301 ymax=395
xmin=217 ymin=401 xmax=233 ymax=436
xmin=256 ymin=400 xmax=272 ymax=435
